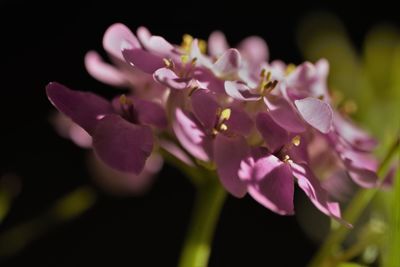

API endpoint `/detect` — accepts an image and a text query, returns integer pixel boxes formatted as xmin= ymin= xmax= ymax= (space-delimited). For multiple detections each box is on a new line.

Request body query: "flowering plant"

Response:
xmin=45 ymin=23 xmax=382 ymax=266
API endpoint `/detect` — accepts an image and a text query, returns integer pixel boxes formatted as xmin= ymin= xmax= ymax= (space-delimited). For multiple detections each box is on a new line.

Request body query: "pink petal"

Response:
xmin=132 ymin=98 xmax=167 ymax=128
xmin=264 ymin=96 xmax=306 ymax=133
xmin=46 ymin=82 xmax=113 ymax=134
xmin=290 ymin=162 xmax=346 ymax=223
xmin=238 ymin=36 xmax=269 ymax=65
xmin=256 ymin=112 xmax=289 ymax=153
xmin=190 ymin=90 xmax=219 ymax=130
xmin=158 ymin=139 xmax=195 ymax=167
xmin=103 ymin=23 xmax=140 ymax=61
xmin=225 ymin=107 xmax=254 ymax=136
xmin=122 ymin=47 xmax=164 ymax=74
xmin=208 ymin=31 xmax=229 ymax=57
xmin=295 ymin=97 xmax=333 ymax=134
xmin=153 ymin=68 xmax=189 ymax=90
xmin=172 ymin=108 xmax=212 ymax=162
xmin=214 ymin=134 xmax=249 ymax=198
xmin=224 ymin=81 xmax=261 ymax=101
xmin=239 ymin=154 xmax=294 ymax=215
xmin=92 ymin=114 xmax=153 ymax=174
xmin=213 ymin=48 xmax=241 ymax=77
xmin=84 ymin=51 xmax=126 ymax=87
xmin=333 ymin=112 xmax=377 ymax=152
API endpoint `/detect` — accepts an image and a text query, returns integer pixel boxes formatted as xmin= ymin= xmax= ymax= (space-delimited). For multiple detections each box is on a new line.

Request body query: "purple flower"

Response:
xmin=46 ymin=82 xmax=166 ymax=174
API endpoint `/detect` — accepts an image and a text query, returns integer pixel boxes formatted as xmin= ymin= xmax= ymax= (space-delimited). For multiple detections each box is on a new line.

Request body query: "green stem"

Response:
xmin=178 ymin=175 xmax=227 ymax=267
xmin=308 ymin=136 xmax=400 ymax=267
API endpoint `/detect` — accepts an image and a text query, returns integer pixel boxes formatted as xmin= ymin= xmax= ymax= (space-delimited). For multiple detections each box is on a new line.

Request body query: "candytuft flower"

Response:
xmin=46 ymin=23 xmax=380 ymax=224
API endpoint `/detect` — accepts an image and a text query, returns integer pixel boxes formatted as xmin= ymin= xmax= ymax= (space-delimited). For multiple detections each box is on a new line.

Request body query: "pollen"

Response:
xmin=292 ymin=135 xmax=301 ymax=146
xmin=285 ymin=64 xmax=296 ymax=75
xmin=181 ymin=34 xmax=193 ymax=52
xmin=163 ymin=58 xmax=174 ymax=69
xmin=198 ymin=39 xmax=207 ymax=54
xmin=220 ymin=108 xmax=232 ymax=121
xmin=283 ymin=154 xmax=293 ymax=163
xmin=119 ymin=94 xmax=131 ymax=105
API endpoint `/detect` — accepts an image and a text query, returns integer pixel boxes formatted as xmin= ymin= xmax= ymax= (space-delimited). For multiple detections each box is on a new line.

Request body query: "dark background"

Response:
xmin=0 ymin=1 xmax=398 ymax=266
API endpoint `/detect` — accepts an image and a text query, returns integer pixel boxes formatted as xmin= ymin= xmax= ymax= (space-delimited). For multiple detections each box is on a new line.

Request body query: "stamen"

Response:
xmin=163 ymin=58 xmax=174 ymax=69
xmin=181 ymin=54 xmax=189 ymax=64
xmin=198 ymin=39 xmax=207 ymax=54
xmin=283 ymin=154 xmax=292 ymax=163
xmin=285 ymin=64 xmax=296 ymax=75
xmin=119 ymin=94 xmax=132 ymax=105
xmin=265 ymin=71 xmax=272 ymax=82
xmin=260 ymin=68 xmax=266 ymax=78
xmin=181 ymin=34 xmax=193 ymax=51
xmin=292 ymin=135 xmax=301 ymax=146
xmin=219 ymin=123 xmax=228 ymax=132
xmin=220 ymin=108 xmax=232 ymax=122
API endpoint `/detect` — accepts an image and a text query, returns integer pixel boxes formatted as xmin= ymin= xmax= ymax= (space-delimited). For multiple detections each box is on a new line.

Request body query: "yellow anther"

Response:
xmin=283 ymin=155 xmax=291 ymax=162
xmin=181 ymin=54 xmax=189 ymax=64
xmin=119 ymin=94 xmax=131 ymax=105
xmin=318 ymin=95 xmax=325 ymax=100
xmin=220 ymin=108 xmax=232 ymax=121
xmin=198 ymin=39 xmax=207 ymax=54
xmin=219 ymin=123 xmax=228 ymax=132
xmin=163 ymin=58 xmax=174 ymax=68
xmin=182 ymin=34 xmax=193 ymax=50
xmin=191 ymin=57 xmax=197 ymax=65
xmin=266 ymin=71 xmax=272 ymax=82
xmin=292 ymin=135 xmax=301 ymax=146
xmin=285 ymin=64 xmax=296 ymax=75
xmin=260 ymin=68 xmax=266 ymax=78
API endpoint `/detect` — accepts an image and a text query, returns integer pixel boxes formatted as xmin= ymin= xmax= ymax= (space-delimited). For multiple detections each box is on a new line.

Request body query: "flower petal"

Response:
xmin=238 ymin=36 xmax=269 ymax=65
xmin=84 ymin=51 xmax=127 ymax=87
xmin=239 ymin=153 xmax=294 ymax=215
xmin=132 ymin=98 xmax=167 ymax=128
xmin=333 ymin=112 xmax=377 ymax=152
xmin=172 ymin=108 xmax=212 ymax=162
xmin=290 ymin=162 xmax=346 ymax=223
xmin=122 ymin=47 xmax=164 ymax=74
xmin=224 ymin=81 xmax=261 ymax=101
xmin=46 ymin=82 xmax=113 ymax=134
xmin=153 ymin=68 xmax=189 ymax=90
xmin=214 ymin=134 xmax=248 ymax=198
xmin=103 ymin=23 xmax=140 ymax=61
xmin=92 ymin=114 xmax=153 ymax=174
xmin=264 ymin=96 xmax=306 ymax=133
xmin=295 ymin=97 xmax=333 ymax=134
xmin=226 ymin=107 xmax=254 ymax=136
xmin=190 ymin=90 xmax=219 ymax=130
xmin=208 ymin=31 xmax=229 ymax=57
xmin=213 ymin=48 xmax=241 ymax=77
xmin=256 ymin=112 xmax=289 ymax=152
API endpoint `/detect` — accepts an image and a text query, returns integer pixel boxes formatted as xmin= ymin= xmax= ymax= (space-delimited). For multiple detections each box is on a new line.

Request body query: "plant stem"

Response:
xmin=178 ymin=175 xmax=227 ymax=267
xmin=308 ymin=136 xmax=400 ymax=267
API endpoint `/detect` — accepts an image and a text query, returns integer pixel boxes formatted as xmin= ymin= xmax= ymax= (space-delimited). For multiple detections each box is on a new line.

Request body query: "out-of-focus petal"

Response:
xmin=103 ymin=23 xmax=140 ymax=61
xmin=153 ymin=68 xmax=189 ymax=90
xmin=46 ymin=82 xmax=113 ymax=134
xmin=213 ymin=48 xmax=241 ymax=77
xmin=158 ymin=139 xmax=195 ymax=167
xmin=92 ymin=114 xmax=153 ymax=174
xmin=84 ymin=51 xmax=127 ymax=87
xmin=224 ymin=81 xmax=261 ymax=101
xmin=295 ymin=97 xmax=333 ymax=134
xmin=214 ymin=134 xmax=248 ymax=198
xmin=264 ymin=96 xmax=306 ymax=133
xmin=238 ymin=36 xmax=269 ymax=65
xmin=208 ymin=31 xmax=229 ymax=57
xmin=240 ymin=154 xmax=294 ymax=215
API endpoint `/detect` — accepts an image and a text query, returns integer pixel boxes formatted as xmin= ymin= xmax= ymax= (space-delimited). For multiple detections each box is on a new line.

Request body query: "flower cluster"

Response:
xmin=46 ymin=23 xmax=379 ymax=221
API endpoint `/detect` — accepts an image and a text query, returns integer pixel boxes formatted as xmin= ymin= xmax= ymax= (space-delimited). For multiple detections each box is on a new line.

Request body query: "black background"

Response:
xmin=0 ymin=1 xmax=399 ymax=266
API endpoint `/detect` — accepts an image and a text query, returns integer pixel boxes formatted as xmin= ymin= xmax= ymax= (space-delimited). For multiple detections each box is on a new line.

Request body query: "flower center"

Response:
xmin=258 ymin=69 xmax=278 ymax=96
